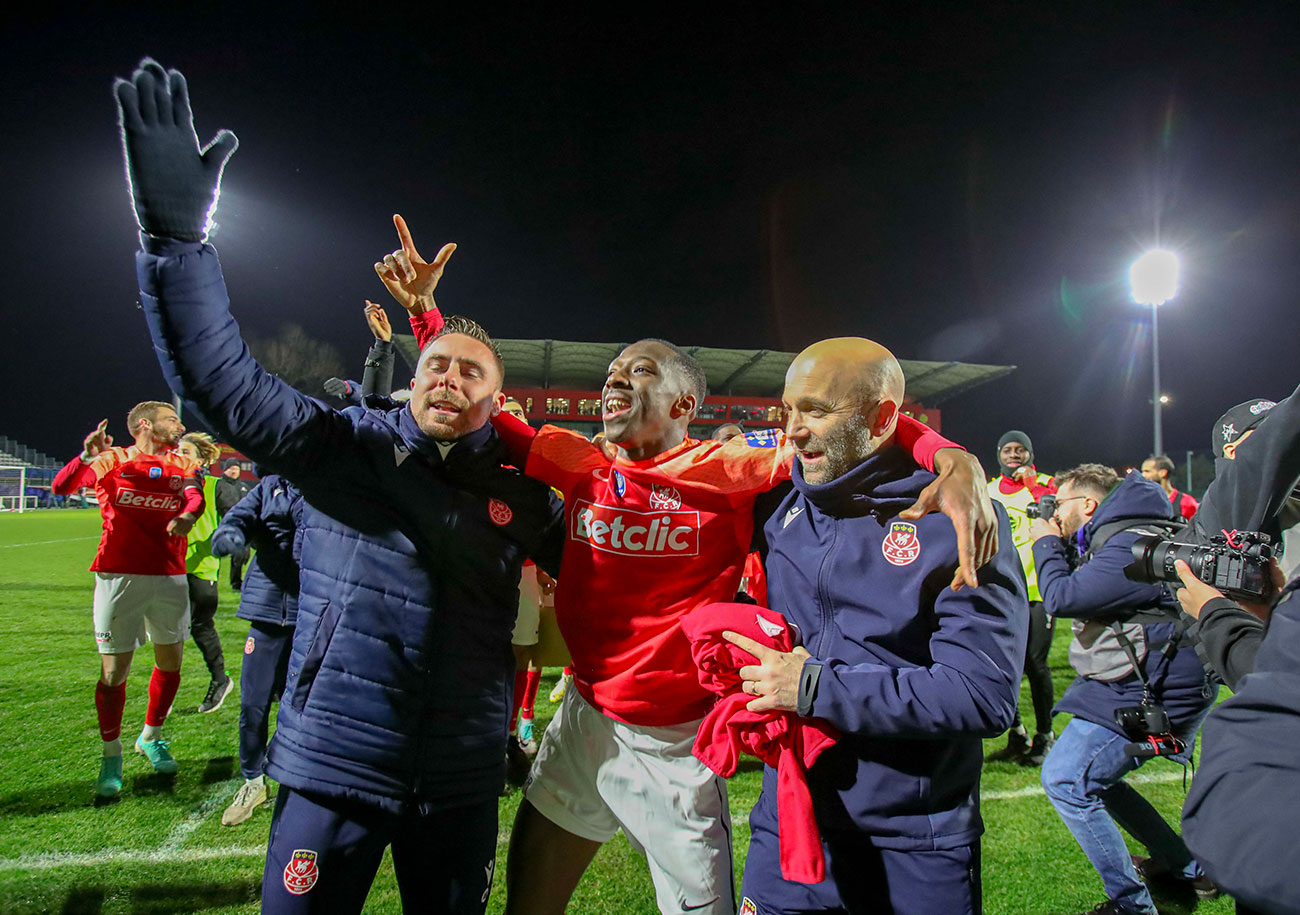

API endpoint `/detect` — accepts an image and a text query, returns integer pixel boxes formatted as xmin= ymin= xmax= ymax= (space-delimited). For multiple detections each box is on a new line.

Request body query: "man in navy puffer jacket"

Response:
xmin=1031 ymin=465 xmax=1218 ymax=915
xmin=210 ymin=473 xmax=304 ymax=827
xmin=727 ymin=338 xmax=1028 ymax=915
xmin=113 ymin=60 xmax=565 ymax=913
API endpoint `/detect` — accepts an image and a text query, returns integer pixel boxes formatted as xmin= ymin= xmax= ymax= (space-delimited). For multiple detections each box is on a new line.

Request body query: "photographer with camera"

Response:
xmin=987 ymin=430 xmax=1059 ymax=765
xmin=1173 ymin=386 xmax=1300 ymax=915
xmin=1029 ymin=464 xmax=1218 ymax=915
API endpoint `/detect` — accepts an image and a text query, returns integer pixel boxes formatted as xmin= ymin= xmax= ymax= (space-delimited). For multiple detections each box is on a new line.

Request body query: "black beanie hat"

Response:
xmin=997 ymin=430 xmax=1033 ymax=456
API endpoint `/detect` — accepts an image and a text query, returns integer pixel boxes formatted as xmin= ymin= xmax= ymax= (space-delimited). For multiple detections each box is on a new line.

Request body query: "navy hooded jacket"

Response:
xmin=135 ymin=240 xmax=565 ymax=814
xmin=1182 ymin=580 xmax=1300 ymax=914
xmin=763 ymin=444 xmax=1028 ymax=849
xmin=215 ymin=474 xmax=304 ymax=627
xmin=1033 ymin=471 xmax=1217 ymax=734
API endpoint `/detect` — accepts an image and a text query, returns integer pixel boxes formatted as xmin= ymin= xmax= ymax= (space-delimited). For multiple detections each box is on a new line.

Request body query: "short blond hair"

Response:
xmin=126 ymin=401 xmax=174 ymax=435
xmin=180 ymin=432 xmax=221 ymax=465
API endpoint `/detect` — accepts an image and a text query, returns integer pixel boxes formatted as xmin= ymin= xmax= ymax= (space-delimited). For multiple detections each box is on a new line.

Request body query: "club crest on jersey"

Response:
xmin=169 ymin=474 xmax=182 ymax=490
xmin=245 ymin=637 xmax=256 ymax=655
xmin=283 ymin=849 xmax=319 ymax=895
xmin=648 ymin=484 xmax=682 ymax=510
xmin=612 ymin=469 xmax=627 ymax=498
xmin=740 ymin=898 xmax=758 ymax=915
xmin=489 ymin=499 xmax=514 ymax=526
xmin=882 ymin=521 xmax=921 ymax=566
xmin=148 ymin=466 xmax=162 ymax=478
xmin=743 ymin=429 xmax=779 ymax=449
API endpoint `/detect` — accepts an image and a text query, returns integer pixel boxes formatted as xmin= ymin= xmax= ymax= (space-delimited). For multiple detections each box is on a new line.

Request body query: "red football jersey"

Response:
xmin=84 ymin=447 xmax=202 ymax=575
xmin=527 ymin=427 xmax=792 ymax=725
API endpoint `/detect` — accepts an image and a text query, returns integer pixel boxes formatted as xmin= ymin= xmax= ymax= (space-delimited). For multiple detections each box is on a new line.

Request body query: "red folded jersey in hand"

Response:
xmin=681 ymin=602 xmax=839 ymax=884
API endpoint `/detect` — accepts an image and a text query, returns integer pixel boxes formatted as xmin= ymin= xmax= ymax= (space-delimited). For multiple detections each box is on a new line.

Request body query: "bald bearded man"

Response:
xmin=728 ymin=338 xmax=1028 ymax=915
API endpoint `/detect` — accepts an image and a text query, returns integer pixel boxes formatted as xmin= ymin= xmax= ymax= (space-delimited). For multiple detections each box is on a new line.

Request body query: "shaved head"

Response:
xmin=788 ymin=337 xmax=905 ymax=408
xmin=782 ymin=337 xmax=905 ymax=483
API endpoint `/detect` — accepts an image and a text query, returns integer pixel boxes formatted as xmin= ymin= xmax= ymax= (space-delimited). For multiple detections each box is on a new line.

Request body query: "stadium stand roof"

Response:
xmin=393 ymin=336 xmax=1015 ymax=405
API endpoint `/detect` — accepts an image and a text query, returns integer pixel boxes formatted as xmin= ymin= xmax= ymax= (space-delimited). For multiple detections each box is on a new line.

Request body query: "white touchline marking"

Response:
xmin=0 ymin=536 xmax=98 ymax=549
xmin=0 ymin=844 xmax=265 ymax=873
xmin=160 ymin=779 xmax=240 ymax=851
xmin=983 ymin=768 xmax=1184 ymax=801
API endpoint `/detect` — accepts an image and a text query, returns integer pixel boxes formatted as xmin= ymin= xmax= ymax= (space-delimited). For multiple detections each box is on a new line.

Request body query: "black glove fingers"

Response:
xmin=113 ymin=78 xmax=144 ymax=132
xmin=133 ymin=67 xmax=159 ymax=126
xmin=169 ymin=69 xmax=193 ymax=129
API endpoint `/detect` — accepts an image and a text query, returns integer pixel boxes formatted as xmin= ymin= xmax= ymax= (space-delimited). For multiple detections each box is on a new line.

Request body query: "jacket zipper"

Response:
xmin=813 ymin=510 xmax=839 ymax=657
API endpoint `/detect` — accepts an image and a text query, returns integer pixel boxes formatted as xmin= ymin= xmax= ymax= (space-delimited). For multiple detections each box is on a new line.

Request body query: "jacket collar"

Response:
xmin=396 ymin=407 xmax=498 ymax=466
xmin=791 ymin=443 xmax=931 ymax=517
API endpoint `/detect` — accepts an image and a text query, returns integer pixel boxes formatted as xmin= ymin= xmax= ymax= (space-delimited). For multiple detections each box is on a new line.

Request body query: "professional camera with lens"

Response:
xmin=1124 ymin=530 xmax=1274 ymax=602
xmin=1026 ymin=494 xmax=1058 ymax=521
xmin=1115 ymin=700 xmax=1187 ymax=759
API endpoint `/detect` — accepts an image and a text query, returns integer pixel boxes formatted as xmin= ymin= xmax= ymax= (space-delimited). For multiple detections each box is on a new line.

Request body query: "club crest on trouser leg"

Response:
xmin=740 ymin=898 xmax=758 ymax=915
xmin=245 ymin=637 xmax=255 ymax=655
xmin=283 ymin=848 xmax=319 ymax=895
xmin=881 ymin=521 xmax=922 ymax=566
xmin=489 ymin=498 xmax=514 ymax=526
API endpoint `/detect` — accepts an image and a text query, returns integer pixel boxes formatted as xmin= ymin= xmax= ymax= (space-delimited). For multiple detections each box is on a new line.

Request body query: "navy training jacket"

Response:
xmin=1183 ymin=580 xmax=1300 ymax=914
xmin=1032 ymin=471 xmax=1217 ymax=734
xmin=135 ymin=240 xmax=565 ymax=814
xmin=764 ymin=445 xmax=1028 ymax=849
xmin=215 ymin=474 xmax=304 ymax=627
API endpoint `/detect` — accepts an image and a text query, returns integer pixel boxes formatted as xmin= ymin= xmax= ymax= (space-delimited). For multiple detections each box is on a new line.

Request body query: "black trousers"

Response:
xmin=1010 ymin=601 xmax=1055 ymax=735
xmin=186 ymin=574 xmax=225 ymax=679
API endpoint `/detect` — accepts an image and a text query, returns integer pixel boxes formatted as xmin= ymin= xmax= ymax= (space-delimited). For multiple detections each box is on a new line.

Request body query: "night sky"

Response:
xmin=4 ymin=5 xmax=1298 ymax=477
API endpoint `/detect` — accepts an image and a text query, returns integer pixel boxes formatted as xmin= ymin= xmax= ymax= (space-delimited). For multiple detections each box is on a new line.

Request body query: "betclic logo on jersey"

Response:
xmin=115 ymin=488 xmax=182 ymax=512
xmin=571 ymin=500 xmax=700 ymax=557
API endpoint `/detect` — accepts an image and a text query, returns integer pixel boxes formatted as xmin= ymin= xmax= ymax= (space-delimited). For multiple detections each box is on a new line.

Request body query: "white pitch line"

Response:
xmin=0 ymin=536 xmax=98 ymax=549
xmin=0 ymin=844 xmax=265 ymax=873
xmin=160 ymin=779 xmax=240 ymax=851
xmin=983 ymin=768 xmax=1184 ymax=801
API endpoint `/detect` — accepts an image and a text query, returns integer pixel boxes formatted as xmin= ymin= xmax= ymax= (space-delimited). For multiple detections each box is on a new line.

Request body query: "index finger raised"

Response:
xmin=393 ymin=214 xmax=422 ymax=261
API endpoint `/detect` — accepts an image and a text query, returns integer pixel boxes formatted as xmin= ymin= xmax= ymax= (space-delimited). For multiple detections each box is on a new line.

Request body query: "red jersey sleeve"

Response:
xmin=408 ymin=308 xmax=446 ymax=351
xmin=895 ymin=413 xmax=962 ymax=473
xmin=51 ymin=455 xmax=96 ymax=494
xmin=492 ymin=410 xmax=538 ymax=470
xmin=525 ymin=425 xmax=608 ymax=499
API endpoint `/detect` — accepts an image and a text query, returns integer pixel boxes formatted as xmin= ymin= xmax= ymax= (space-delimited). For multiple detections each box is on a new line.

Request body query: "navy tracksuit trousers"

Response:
xmin=261 ymin=787 xmax=498 ymax=914
xmin=239 ymin=620 xmax=294 ymax=780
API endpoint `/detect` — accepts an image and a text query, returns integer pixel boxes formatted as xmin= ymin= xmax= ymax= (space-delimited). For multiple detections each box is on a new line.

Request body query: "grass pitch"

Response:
xmin=0 ymin=510 xmax=1234 ymax=914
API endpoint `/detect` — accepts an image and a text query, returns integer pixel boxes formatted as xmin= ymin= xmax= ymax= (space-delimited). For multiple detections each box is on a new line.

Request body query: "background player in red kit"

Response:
xmin=380 ymin=216 xmax=999 ymax=915
xmin=52 ymin=401 xmax=204 ymax=798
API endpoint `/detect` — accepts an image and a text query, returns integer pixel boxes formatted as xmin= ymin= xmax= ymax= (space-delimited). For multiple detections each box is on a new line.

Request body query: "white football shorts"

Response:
xmin=524 ymin=688 xmax=735 ymax=915
xmin=92 ymin=572 xmax=190 ymax=654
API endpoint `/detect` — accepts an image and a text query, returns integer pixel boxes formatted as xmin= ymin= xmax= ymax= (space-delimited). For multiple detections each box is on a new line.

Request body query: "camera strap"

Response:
xmin=1109 ymin=617 xmax=1188 ymax=701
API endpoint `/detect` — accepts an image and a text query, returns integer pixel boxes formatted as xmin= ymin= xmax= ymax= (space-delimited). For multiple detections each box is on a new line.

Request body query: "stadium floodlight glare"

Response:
xmin=1130 ymin=249 xmax=1180 ymax=454
xmin=1129 ymin=249 xmax=1179 ymax=306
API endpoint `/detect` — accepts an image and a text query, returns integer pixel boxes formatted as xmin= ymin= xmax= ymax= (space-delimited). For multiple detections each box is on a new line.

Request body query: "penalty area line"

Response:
xmin=983 ymin=768 xmax=1184 ymax=801
xmin=0 ymin=844 xmax=265 ymax=873
xmin=0 ymin=536 xmax=98 ymax=549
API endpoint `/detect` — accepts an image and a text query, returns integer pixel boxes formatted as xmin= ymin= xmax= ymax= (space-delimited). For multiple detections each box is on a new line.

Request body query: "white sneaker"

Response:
xmin=222 ymin=779 xmax=268 ymax=826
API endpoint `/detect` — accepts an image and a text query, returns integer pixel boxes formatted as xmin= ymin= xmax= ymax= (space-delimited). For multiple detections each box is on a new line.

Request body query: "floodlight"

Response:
xmin=1130 ymin=250 xmax=1180 ymax=307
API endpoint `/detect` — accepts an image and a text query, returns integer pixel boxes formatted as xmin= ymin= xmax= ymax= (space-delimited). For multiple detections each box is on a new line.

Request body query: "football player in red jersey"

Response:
xmin=379 ymin=216 xmax=998 ymax=915
xmin=52 ymin=402 xmax=204 ymax=797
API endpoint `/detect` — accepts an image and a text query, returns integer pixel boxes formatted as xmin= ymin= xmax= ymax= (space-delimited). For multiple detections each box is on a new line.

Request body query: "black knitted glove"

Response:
xmin=323 ymin=378 xmax=355 ymax=400
xmin=114 ymin=58 xmax=238 ymax=242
